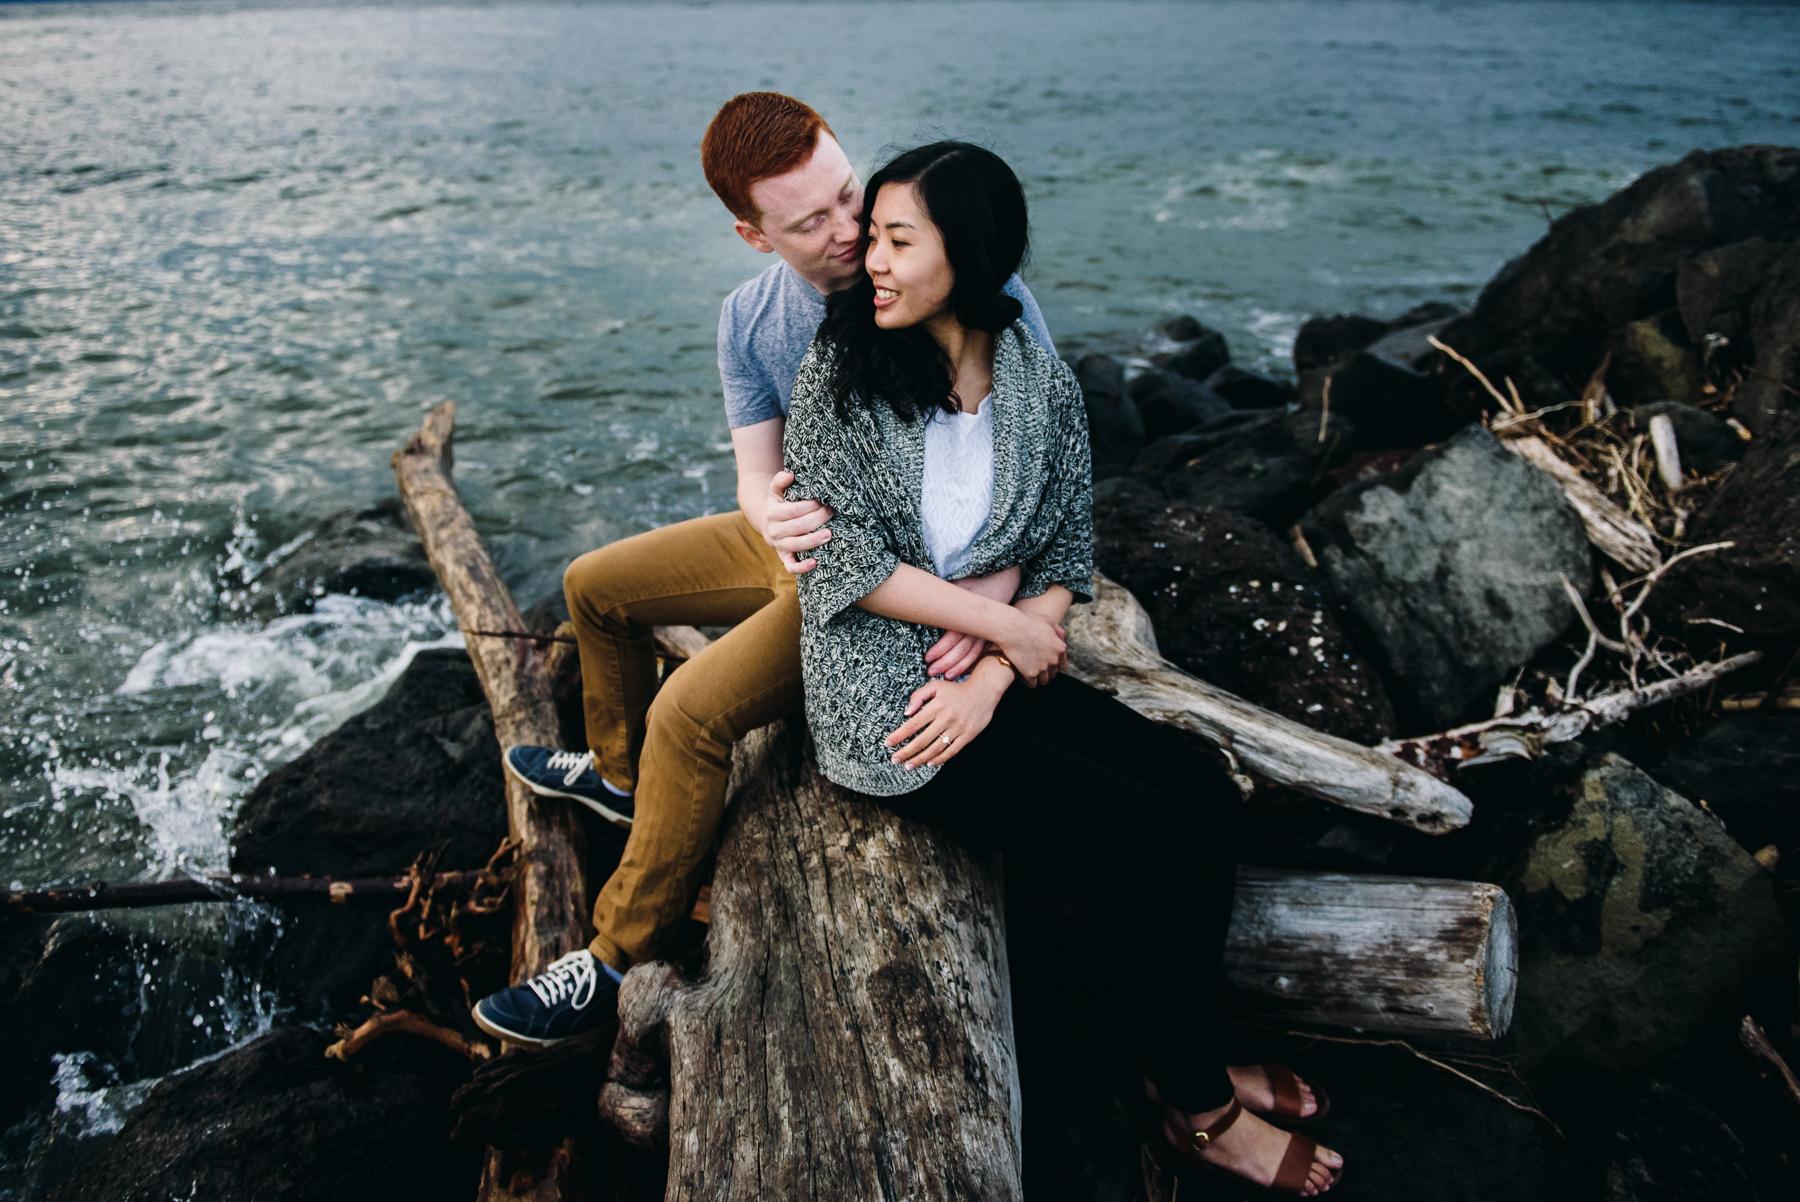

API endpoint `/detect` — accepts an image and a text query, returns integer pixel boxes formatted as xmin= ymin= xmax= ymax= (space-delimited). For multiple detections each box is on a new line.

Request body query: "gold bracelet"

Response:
xmin=981 ymin=647 xmax=1014 ymax=670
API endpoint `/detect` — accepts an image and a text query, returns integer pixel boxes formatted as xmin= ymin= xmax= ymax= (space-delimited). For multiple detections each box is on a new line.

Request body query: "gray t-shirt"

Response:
xmin=717 ymin=259 xmax=1055 ymax=429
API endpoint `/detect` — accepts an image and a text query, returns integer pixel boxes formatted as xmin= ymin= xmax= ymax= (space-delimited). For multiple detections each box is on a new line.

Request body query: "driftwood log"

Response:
xmin=1226 ymin=868 xmax=1515 ymax=1039
xmin=2 ymin=869 xmax=486 ymax=914
xmin=1065 ymin=573 xmax=1474 ymax=833
xmin=393 ymin=401 xmax=591 ymax=1202
xmin=599 ymin=719 xmax=1023 ymax=1200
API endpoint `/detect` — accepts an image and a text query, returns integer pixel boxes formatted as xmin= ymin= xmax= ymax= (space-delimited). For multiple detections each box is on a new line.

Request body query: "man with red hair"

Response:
xmin=472 ymin=94 xmax=1052 ymax=1044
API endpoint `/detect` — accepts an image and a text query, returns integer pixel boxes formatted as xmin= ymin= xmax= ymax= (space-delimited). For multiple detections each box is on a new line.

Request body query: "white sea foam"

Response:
xmin=51 ymin=1052 xmax=158 ymax=1139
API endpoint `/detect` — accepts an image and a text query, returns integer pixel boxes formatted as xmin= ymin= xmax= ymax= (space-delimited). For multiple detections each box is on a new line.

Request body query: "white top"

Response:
xmin=920 ymin=393 xmax=995 ymax=579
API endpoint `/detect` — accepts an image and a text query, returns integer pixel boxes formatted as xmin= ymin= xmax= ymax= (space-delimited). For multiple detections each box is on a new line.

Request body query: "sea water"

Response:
xmin=1 ymin=0 xmax=1797 ymax=1178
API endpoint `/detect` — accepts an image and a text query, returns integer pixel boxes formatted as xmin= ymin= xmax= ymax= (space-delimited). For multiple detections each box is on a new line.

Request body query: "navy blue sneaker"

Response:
xmin=471 ymin=949 xmax=618 ymax=1046
xmin=504 ymin=746 xmax=634 ymax=829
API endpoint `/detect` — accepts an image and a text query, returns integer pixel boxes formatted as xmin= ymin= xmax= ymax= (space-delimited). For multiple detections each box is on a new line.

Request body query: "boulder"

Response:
xmin=1126 ymin=368 xmax=1231 ymax=440
xmin=1297 ymin=349 xmax=1453 ymax=451
xmin=249 ymin=498 xmax=436 ymax=618
xmin=1676 ymin=236 xmax=1788 ymax=350
xmin=44 ymin=1026 xmax=478 ymax=1202
xmin=233 ymin=648 xmax=507 ymax=879
xmin=1074 ymin=353 xmax=1145 ymax=469
xmin=1091 ymin=493 xmax=1397 ymax=744
xmin=1622 ymin=401 xmax=1744 ymax=474
xmin=1647 ymin=409 xmax=1800 ymax=659
xmin=1606 ymin=310 xmax=1705 ymax=407
xmin=1149 ymin=409 xmax=1355 ymax=529
xmin=1435 ymin=145 xmax=1800 ymax=391
xmin=1298 ymin=424 xmax=1591 ymax=730
xmin=1148 ymin=315 xmax=1231 ymax=382
xmin=230 ymin=647 xmax=509 ymax=1017
xmin=1736 ymin=240 xmax=1800 ymax=433
xmin=1496 ymin=749 xmax=1790 ymax=1082
xmin=1202 ymin=363 xmax=1296 ymax=410
xmin=1647 ymin=712 xmax=1800 ymax=859
xmin=1293 ymin=313 xmax=1390 ymax=373
xmin=1604 ymin=1080 xmax=1798 ymax=1202
xmin=1362 ymin=314 xmax=1458 ymax=370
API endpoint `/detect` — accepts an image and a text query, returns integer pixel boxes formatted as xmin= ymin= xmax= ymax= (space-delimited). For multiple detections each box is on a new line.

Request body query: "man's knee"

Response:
xmin=564 ymin=545 xmax=629 ymax=619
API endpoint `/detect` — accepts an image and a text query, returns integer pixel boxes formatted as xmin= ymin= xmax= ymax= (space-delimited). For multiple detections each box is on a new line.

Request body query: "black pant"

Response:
xmin=872 ymin=674 xmax=1242 ymax=1115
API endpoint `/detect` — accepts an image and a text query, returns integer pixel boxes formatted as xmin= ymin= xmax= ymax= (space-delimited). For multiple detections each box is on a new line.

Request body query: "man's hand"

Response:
xmin=759 ymin=469 xmax=834 ymax=574
xmin=924 ymin=565 xmax=1023 ymax=681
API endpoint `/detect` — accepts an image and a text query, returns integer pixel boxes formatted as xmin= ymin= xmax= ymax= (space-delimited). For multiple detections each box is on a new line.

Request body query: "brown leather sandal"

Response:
xmin=1145 ymin=1098 xmax=1343 ymax=1196
xmin=1252 ymin=1064 xmax=1331 ymax=1125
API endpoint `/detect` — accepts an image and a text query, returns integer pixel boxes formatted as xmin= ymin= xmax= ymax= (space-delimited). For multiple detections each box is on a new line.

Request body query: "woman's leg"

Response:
xmin=885 ymin=717 xmax=1236 ymax=1114
xmin=990 ymin=675 xmax=1243 ymax=1109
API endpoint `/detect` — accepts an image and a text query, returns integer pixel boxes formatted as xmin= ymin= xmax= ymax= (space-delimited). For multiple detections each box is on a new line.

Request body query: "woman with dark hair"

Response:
xmin=782 ymin=141 xmax=1344 ymax=1196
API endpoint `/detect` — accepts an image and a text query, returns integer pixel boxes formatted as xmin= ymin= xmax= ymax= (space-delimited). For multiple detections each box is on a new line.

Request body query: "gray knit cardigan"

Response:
xmin=782 ymin=322 xmax=1094 ymax=797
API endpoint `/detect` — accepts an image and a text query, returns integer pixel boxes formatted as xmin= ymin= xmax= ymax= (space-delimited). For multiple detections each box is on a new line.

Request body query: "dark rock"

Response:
xmin=1495 ymin=749 xmax=1790 ymax=1081
xmin=1388 ymin=301 xmax=1463 ymax=330
xmin=1325 ymin=448 xmax=1419 ymax=490
xmin=1090 ymin=475 xmax=1161 ymax=505
xmin=1154 ymin=410 xmax=1355 ymax=530
xmin=44 ymin=1026 xmax=478 ymax=1202
xmin=1202 ymin=363 xmax=1296 ymax=410
xmin=1676 ymin=236 xmax=1787 ymax=349
xmin=1361 ymin=314 xmax=1458 ymax=371
xmin=1437 ymin=342 xmax=1572 ymax=431
xmin=1125 ymin=368 xmax=1231 ymax=440
xmin=1297 ymin=349 xmax=1453 ymax=451
xmin=1622 ymin=401 xmax=1744 ymax=474
xmin=250 ymin=498 xmax=436 ymax=618
xmin=1606 ymin=310 xmax=1705 ymax=407
xmin=1148 ymin=316 xmax=1230 ymax=382
xmin=1293 ymin=313 xmax=1389 ymax=373
xmin=233 ymin=647 xmax=505 ymax=878
xmin=1647 ymin=409 xmax=1800 ymax=660
xmin=1298 ymin=423 xmax=1591 ymax=730
xmin=1604 ymin=1080 xmax=1798 ymax=1202
xmin=1736 ymin=239 xmax=1800 ymax=433
xmin=1436 ymin=145 xmax=1800 ymax=393
xmin=1075 ymin=353 xmax=1145 ymax=468
xmin=230 ymin=648 xmax=509 ymax=1017
xmin=1648 ymin=712 xmax=1800 ymax=858
xmin=1092 ymin=494 xmax=1397 ymax=743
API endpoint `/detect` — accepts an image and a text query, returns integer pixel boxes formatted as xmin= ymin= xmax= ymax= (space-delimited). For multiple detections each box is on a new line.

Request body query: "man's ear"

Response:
xmin=734 ymin=219 xmax=775 ymax=254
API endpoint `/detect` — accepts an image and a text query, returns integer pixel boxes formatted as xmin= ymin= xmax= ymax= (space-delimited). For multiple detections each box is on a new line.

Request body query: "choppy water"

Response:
xmin=1 ymin=0 xmax=1798 ymax=1177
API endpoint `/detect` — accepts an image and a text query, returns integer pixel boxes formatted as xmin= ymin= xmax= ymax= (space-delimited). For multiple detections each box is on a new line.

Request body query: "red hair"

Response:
xmin=701 ymin=93 xmax=837 ymax=225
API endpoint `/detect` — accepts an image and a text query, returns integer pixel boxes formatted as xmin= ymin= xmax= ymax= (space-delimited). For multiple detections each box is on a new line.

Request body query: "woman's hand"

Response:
xmin=884 ymin=661 xmax=1011 ymax=769
xmin=994 ymin=609 xmax=1067 ymax=687
xmin=923 ymin=566 xmax=1025 ymax=680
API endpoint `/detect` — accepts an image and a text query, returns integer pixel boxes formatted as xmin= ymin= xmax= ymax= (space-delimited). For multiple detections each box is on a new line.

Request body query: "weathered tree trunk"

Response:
xmin=1226 ymin=868 xmax=1517 ymax=1039
xmin=599 ymin=720 xmax=1023 ymax=1200
xmin=393 ymin=400 xmax=591 ymax=1202
xmin=3 ymin=869 xmax=486 ymax=913
xmin=1065 ymin=574 xmax=1474 ymax=833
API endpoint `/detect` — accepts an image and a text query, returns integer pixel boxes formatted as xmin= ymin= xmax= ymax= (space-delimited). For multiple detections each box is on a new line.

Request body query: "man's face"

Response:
xmin=734 ymin=132 xmax=865 ymax=293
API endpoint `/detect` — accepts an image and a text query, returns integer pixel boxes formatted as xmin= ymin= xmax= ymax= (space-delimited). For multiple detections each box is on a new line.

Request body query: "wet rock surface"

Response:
xmin=1492 ymin=748 xmax=1790 ymax=1082
xmin=1126 ymin=367 xmax=1231 ymax=440
xmin=1148 ymin=315 xmax=1230 ymax=382
xmin=229 ymin=647 xmax=509 ymax=1017
xmin=1297 ymin=347 xmax=1452 ymax=451
xmin=1092 ymin=493 xmax=1396 ymax=744
xmin=1647 ymin=409 xmax=1800 ymax=659
xmin=43 ymin=1026 xmax=479 ymax=1202
xmin=1299 ymin=423 xmax=1591 ymax=730
xmin=1074 ymin=353 xmax=1146 ymax=471
xmin=1621 ymin=401 xmax=1744 ymax=473
xmin=249 ymin=498 xmax=435 ymax=618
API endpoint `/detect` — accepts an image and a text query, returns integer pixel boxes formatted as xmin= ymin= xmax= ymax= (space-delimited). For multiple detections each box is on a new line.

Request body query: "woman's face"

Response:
xmin=865 ymin=182 xmax=954 ymax=331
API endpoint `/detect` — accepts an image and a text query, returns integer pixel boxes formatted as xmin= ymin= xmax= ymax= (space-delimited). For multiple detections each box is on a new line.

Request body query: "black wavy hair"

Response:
xmin=819 ymin=141 xmax=1029 ymax=422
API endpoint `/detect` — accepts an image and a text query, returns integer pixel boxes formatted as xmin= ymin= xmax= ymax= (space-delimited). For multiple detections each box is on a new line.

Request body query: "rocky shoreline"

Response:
xmin=5 ymin=145 xmax=1799 ymax=1201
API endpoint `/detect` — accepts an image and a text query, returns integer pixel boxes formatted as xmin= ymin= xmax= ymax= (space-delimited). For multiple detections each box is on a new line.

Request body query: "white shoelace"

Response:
xmin=544 ymin=749 xmax=595 ymax=787
xmin=527 ymin=949 xmax=598 ymax=1011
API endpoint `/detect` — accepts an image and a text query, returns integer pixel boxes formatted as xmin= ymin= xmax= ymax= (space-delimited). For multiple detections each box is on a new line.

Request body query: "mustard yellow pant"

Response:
xmin=564 ymin=511 xmax=801 ymax=971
